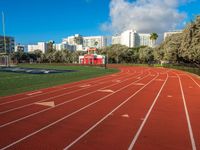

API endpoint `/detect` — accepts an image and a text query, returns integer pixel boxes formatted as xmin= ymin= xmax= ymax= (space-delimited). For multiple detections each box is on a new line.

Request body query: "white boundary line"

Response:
xmin=186 ymin=75 xmax=200 ymax=88
xmin=0 ymin=71 xmax=141 ymax=115
xmin=0 ymin=71 xmax=149 ymax=128
xmin=63 ymin=73 xmax=162 ymax=150
xmin=0 ymin=71 xmax=155 ymax=150
xmin=177 ymin=74 xmax=197 ymax=150
xmin=128 ymin=73 xmax=169 ymax=150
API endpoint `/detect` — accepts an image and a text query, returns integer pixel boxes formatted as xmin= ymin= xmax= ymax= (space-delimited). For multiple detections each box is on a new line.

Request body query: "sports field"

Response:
xmin=0 ymin=64 xmax=118 ymax=97
xmin=0 ymin=65 xmax=199 ymax=149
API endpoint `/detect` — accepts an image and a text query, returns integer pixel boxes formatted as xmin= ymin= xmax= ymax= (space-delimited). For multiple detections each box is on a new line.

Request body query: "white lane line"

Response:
xmin=0 ymin=72 xmax=153 ymax=149
xmin=128 ymin=74 xmax=169 ymax=150
xmin=0 ymin=72 xmax=147 ymax=128
xmin=63 ymin=73 xmax=160 ymax=150
xmin=27 ymin=91 xmax=42 ymax=96
xmin=187 ymin=75 xmax=200 ymax=88
xmin=178 ymin=75 xmax=197 ymax=150
xmin=0 ymin=72 xmax=141 ymax=115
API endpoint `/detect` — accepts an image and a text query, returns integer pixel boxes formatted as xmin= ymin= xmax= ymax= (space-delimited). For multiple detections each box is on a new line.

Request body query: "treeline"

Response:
xmin=11 ymin=49 xmax=85 ymax=64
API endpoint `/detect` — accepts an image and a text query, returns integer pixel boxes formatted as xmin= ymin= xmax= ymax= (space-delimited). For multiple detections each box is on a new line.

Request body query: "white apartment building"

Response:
xmin=15 ymin=44 xmax=28 ymax=52
xmin=112 ymin=35 xmax=121 ymax=45
xmin=164 ymin=30 xmax=182 ymax=40
xmin=111 ymin=30 xmax=153 ymax=48
xmin=83 ymin=36 xmax=107 ymax=49
xmin=53 ymin=43 xmax=75 ymax=51
xmin=138 ymin=33 xmax=152 ymax=47
xmin=62 ymin=34 xmax=108 ymax=51
xmin=28 ymin=42 xmax=48 ymax=53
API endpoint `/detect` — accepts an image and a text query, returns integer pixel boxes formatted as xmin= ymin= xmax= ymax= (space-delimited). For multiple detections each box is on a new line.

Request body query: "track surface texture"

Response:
xmin=0 ymin=66 xmax=199 ymax=150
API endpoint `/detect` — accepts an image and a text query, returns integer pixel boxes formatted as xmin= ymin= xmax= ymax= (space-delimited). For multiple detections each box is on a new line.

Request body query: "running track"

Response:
xmin=0 ymin=66 xmax=199 ymax=150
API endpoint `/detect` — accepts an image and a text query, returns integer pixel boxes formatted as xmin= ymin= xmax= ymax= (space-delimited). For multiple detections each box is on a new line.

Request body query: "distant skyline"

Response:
xmin=0 ymin=0 xmax=200 ymax=44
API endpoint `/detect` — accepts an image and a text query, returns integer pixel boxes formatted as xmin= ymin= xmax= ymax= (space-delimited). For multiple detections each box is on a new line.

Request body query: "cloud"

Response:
xmin=101 ymin=0 xmax=188 ymax=35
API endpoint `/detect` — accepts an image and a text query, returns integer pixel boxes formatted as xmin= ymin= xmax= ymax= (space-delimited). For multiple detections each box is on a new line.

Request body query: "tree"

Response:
xmin=150 ymin=33 xmax=158 ymax=47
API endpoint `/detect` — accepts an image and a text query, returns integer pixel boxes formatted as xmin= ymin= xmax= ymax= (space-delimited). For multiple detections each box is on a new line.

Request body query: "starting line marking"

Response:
xmin=98 ymin=89 xmax=114 ymax=93
xmin=112 ymin=80 xmax=121 ymax=83
xmin=27 ymin=91 xmax=42 ymax=96
xmin=35 ymin=101 xmax=55 ymax=107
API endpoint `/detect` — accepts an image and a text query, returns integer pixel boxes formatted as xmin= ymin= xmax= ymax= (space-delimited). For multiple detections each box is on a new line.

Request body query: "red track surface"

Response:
xmin=0 ymin=66 xmax=199 ymax=150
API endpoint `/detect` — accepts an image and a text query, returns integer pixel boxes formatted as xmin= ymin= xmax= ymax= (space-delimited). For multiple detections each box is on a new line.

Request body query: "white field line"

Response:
xmin=0 ymin=70 xmax=133 ymax=105
xmin=0 ymin=72 xmax=155 ymax=150
xmin=128 ymin=73 xmax=169 ymax=150
xmin=0 ymin=72 xmax=150 ymax=128
xmin=26 ymin=91 xmax=43 ymax=96
xmin=178 ymin=75 xmax=196 ymax=150
xmin=63 ymin=73 xmax=162 ymax=150
xmin=0 ymin=71 xmax=142 ymax=115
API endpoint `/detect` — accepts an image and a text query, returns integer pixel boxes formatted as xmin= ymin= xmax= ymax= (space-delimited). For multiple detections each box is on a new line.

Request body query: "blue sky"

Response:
xmin=0 ymin=0 xmax=199 ymax=44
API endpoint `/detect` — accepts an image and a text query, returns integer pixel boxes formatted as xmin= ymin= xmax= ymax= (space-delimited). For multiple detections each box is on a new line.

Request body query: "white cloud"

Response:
xmin=101 ymin=0 xmax=187 ymax=35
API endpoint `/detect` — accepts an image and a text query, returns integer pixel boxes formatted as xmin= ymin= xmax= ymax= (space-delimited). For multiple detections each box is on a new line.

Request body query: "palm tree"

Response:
xmin=150 ymin=33 xmax=158 ymax=47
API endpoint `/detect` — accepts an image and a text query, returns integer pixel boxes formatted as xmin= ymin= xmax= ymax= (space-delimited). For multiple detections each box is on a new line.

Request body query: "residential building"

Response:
xmin=53 ymin=43 xmax=75 ymax=51
xmin=83 ymin=36 xmax=107 ymax=49
xmin=15 ymin=44 xmax=28 ymax=52
xmin=164 ymin=30 xmax=182 ymax=40
xmin=0 ymin=35 xmax=15 ymax=53
xmin=112 ymin=35 xmax=121 ymax=45
xmin=111 ymin=30 xmax=153 ymax=48
xmin=28 ymin=42 xmax=48 ymax=53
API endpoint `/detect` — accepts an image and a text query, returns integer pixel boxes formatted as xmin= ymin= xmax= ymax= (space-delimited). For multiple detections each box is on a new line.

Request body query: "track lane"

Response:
xmin=0 ymin=69 xmax=139 ymax=113
xmin=62 ymin=70 xmax=167 ymax=150
xmin=177 ymin=72 xmax=200 ymax=150
xmin=0 ymin=70 xmax=145 ymax=126
xmin=0 ymin=68 xmax=154 ymax=149
xmin=129 ymin=71 xmax=192 ymax=150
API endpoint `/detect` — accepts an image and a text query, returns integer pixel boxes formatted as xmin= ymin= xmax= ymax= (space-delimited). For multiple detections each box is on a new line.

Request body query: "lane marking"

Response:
xmin=27 ymin=91 xmax=42 ymax=96
xmin=167 ymin=95 xmax=173 ymax=98
xmin=112 ymin=80 xmax=121 ymax=83
xmin=155 ymin=79 xmax=164 ymax=81
xmin=128 ymin=74 xmax=168 ymax=150
xmin=35 ymin=101 xmax=55 ymax=107
xmin=0 ymin=72 xmax=152 ymax=149
xmin=79 ymin=84 xmax=91 ymax=88
xmin=178 ymin=75 xmax=197 ymax=150
xmin=97 ymin=89 xmax=114 ymax=93
xmin=63 ymin=73 xmax=160 ymax=150
xmin=0 ymin=72 xmax=146 ymax=127
xmin=133 ymin=83 xmax=144 ymax=86
xmin=121 ymin=114 xmax=129 ymax=118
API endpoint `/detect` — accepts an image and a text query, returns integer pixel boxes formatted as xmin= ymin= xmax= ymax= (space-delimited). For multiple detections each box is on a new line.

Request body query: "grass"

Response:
xmin=0 ymin=63 xmax=118 ymax=97
xmin=162 ymin=64 xmax=200 ymax=76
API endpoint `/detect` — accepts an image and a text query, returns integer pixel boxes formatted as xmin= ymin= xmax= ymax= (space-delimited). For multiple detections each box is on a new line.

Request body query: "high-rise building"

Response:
xmin=0 ymin=35 xmax=15 ymax=53
xmin=111 ymin=30 xmax=153 ymax=48
xmin=15 ymin=44 xmax=28 ymax=52
xmin=28 ymin=42 xmax=48 ymax=53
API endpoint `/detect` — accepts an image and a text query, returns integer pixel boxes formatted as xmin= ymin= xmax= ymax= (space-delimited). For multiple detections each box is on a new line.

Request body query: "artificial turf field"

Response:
xmin=0 ymin=64 xmax=118 ymax=97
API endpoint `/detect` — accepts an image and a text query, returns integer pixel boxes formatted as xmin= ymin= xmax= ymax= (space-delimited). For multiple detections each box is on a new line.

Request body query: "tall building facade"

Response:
xmin=0 ymin=35 xmax=15 ymax=53
xmin=28 ymin=42 xmax=48 ymax=53
xmin=111 ymin=30 xmax=153 ymax=48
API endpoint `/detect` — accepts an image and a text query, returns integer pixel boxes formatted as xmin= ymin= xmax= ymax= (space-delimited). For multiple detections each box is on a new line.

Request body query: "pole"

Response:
xmin=2 ymin=12 xmax=6 ymax=54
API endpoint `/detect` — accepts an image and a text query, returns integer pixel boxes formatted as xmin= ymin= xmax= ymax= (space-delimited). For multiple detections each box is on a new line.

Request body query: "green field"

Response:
xmin=0 ymin=64 xmax=118 ymax=97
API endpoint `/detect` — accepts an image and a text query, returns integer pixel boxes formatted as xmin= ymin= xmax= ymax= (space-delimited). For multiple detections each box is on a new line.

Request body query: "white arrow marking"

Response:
xmin=79 ymin=84 xmax=91 ymax=88
xmin=35 ymin=101 xmax=55 ymax=107
xmin=121 ymin=114 xmax=129 ymax=118
xmin=133 ymin=83 xmax=144 ymax=86
xmin=27 ymin=91 xmax=42 ymax=96
xmin=98 ymin=89 xmax=114 ymax=93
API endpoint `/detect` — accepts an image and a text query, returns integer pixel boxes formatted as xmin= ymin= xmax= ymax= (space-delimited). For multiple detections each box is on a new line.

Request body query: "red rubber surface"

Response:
xmin=0 ymin=66 xmax=199 ymax=150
